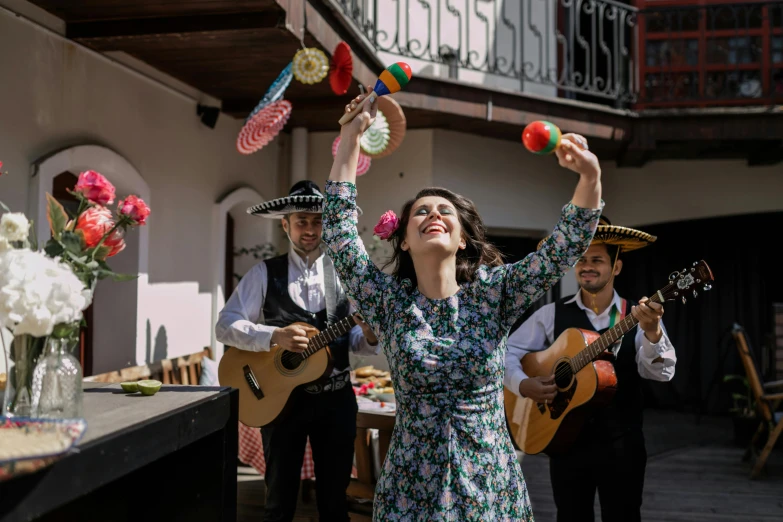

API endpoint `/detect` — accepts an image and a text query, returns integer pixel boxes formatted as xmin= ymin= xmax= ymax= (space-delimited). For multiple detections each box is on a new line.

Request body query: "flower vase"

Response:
xmin=31 ymin=337 xmax=83 ymax=419
xmin=1 ymin=333 xmax=46 ymax=417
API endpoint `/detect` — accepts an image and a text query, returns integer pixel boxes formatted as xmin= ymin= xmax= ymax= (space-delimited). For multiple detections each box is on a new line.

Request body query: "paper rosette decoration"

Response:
xmin=360 ymin=110 xmax=390 ymax=156
xmin=332 ymin=136 xmax=371 ymax=176
xmin=293 ymin=47 xmax=329 ymax=85
xmin=363 ymin=95 xmax=407 ymax=159
xmin=246 ymin=62 xmax=293 ymax=123
xmin=237 ymin=100 xmax=292 ymax=155
xmin=329 ymin=42 xmax=353 ymax=95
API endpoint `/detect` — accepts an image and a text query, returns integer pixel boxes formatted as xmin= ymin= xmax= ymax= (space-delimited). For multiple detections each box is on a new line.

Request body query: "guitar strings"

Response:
xmin=552 ymin=285 xmax=672 ymax=382
xmin=279 ymin=318 xmax=355 ymax=367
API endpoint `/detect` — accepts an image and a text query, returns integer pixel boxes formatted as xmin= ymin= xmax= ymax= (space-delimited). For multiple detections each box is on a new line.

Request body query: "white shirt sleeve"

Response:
xmin=214 ymin=262 xmax=278 ymax=352
xmin=634 ymin=320 xmax=676 ymax=381
xmin=504 ymin=303 xmax=556 ymax=397
xmin=347 ymin=301 xmax=381 ymax=356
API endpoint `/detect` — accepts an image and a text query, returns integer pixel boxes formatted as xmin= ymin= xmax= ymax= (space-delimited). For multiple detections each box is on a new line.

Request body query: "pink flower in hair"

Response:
xmin=374 ymin=210 xmax=399 ymax=240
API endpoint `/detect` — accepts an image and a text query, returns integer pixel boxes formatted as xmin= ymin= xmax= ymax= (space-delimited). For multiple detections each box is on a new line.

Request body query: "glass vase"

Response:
xmin=31 ymin=337 xmax=83 ymax=419
xmin=1 ymin=333 xmax=46 ymax=417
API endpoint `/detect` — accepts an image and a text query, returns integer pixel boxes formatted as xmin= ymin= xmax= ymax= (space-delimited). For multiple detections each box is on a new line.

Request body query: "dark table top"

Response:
xmin=0 ymin=383 xmax=237 ymax=521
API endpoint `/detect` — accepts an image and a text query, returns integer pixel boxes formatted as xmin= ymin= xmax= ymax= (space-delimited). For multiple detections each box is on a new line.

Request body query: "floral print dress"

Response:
xmin=322 ymin=181 xmax=602 ymax=521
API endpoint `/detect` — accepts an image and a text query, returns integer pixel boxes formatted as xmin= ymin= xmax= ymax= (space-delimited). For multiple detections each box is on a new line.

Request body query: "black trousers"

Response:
xmin=261 ymin=384 xmax=358 ymax=522
xmin=549 ymin=427 xmax=647 ymax=522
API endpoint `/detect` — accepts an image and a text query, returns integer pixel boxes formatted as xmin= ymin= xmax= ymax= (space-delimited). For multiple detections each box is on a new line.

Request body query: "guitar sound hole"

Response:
xmin=553 ymin=361 xmax=573 ymax=389
xmin=280 ymin=352 xmax=303 ymax=371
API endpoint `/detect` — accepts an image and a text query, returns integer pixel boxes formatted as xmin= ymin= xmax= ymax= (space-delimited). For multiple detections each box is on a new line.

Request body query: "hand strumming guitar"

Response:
xmin=518 ymin=374 xmax=557 ymax=403
xmin=271 ymin=324 xmax=318 ymax=353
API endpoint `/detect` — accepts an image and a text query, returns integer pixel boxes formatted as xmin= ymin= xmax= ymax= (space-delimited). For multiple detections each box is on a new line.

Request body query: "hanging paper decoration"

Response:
xmin=246 ymin=62 xmax=293 ymax=123
xmin=329 ymin=42 xmax=353 ymax=95
xmin=332 ymin=135 xmax=371 ymax=176
xmin=237 ymin=100 xmax=292 ymax=155
xmin=363 ymin=95 xmax=407 ymax=159
xmin=360 ymin=110 xmax=390 ymax=156
xmin=292 ymin=47 xmax=329 ymax=85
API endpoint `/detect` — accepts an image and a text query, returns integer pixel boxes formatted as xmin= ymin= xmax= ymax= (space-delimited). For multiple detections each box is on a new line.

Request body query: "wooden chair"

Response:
xmin=731 ymin=324 xmax=783 ymax=478
xmin=85 ymin=348 xmax=212 ymax=386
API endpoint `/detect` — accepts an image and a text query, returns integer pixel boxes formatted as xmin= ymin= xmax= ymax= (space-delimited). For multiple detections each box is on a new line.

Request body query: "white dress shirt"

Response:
xmin=215 ymin=246 xmax=380 ymax=375
xmin=504 ymin=289 xmax=676 ymax=397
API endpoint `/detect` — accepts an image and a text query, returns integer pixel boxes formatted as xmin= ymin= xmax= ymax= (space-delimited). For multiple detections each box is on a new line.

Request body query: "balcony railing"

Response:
xmin=327 ymin=0 xmax=783 ymax=109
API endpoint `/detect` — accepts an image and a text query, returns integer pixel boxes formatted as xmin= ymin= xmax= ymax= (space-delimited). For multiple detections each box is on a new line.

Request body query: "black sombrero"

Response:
xmin=537 ymin=215 xmax=656 ymax=252
xmin=247 ymin=180 xmax=362 ymax=218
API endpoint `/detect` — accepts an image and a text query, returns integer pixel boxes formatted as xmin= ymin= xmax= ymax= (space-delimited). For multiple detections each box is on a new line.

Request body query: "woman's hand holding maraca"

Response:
xmin=341 ymin=90 xmax=378 ymax=141
xmin=555 ymin=133 xmax=601 ymax=182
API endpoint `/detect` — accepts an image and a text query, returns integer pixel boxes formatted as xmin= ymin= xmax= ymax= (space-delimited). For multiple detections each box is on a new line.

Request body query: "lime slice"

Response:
xmin=137 ymin=379 xmax=162 ymax=396
xmin=120 ymin=382 xmax=138 ymax=392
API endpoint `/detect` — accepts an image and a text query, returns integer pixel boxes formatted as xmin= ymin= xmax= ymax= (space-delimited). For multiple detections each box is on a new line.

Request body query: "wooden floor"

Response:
xmin=238 ymin=410 xmax=783 ymax=522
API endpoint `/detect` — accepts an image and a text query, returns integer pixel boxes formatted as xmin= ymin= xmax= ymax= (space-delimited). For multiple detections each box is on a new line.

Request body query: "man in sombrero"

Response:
xmin=504 ymin=216 xmax=677 ymax=522
xmin=216 ymin=180 xmax=379 ymax=522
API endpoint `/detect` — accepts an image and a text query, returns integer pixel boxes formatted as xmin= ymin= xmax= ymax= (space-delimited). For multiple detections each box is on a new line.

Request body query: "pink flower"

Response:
xmin=374 ymin=210 xmax=399 ymax=240
xmin=75 ymin=206 xmax=125 ymax=258
xmin=73 ymin=170 xmax=116 ymax=206
xmin=117 ymin=195 xmax=151 ymax=226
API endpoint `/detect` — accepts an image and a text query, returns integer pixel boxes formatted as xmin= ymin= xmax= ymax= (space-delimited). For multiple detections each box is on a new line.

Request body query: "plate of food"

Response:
xmin=352 ymin=365 xmax=394 ymax=402
xmin=0 ymin=416 xmax=87 ymax=481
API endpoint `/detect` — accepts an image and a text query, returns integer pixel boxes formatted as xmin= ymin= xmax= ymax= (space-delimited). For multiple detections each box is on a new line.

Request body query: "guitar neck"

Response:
xmin=571 ymin=290 xmax=666 ymax=373
xmin=301 ymin=315 xmax=358 ymax=360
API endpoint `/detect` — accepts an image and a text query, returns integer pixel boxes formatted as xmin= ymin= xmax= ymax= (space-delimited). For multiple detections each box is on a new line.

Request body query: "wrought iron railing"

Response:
xmin=327 ymin=0 xmax=783 ymax=108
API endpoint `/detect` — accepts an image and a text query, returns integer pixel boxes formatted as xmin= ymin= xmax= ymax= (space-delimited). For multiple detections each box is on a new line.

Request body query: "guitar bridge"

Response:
xmin=243 ymin=365 xmax=264 ymax=400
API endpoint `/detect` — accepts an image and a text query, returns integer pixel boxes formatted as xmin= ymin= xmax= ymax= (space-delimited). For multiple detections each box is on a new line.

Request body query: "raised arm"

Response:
xmin=500 ymin=134 xmax=603 ymax=330
xmin=322 ymin=93 xmax=393 ymax=332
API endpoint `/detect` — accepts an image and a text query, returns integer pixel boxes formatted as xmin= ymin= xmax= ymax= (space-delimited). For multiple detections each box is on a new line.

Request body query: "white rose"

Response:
xmin=0 ymin=237 xmax=10 ymax=252
xmin=0 ymin=249 xmax=88 ymax=337
xmin=0 ymin=212 xmax=30 ymax=242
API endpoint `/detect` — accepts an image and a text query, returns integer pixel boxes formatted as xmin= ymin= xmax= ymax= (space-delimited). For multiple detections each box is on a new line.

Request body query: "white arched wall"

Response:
xmin=31 ymin=145 xmax=151 ymax=370
xmin=211 ymin=187 xmax=271 ymax=361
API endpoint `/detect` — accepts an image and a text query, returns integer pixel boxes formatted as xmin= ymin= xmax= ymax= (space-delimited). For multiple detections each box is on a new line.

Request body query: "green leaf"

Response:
xmin=93 ymin=245 xmax=112 ymax=261
xmin=61 ymin=231 xmax=84 ymax=255
xmin=45 ymin=193 xmax=69 ymax=240
xmin=110 ymin=272 xmax=139 ymax=282
xmin=28 ymin=218 xmax=38 ymax=250
xmin=44 ymin=239 xmax=65 ymax=257
xmin=731 ymin=393 xmax=749 ymax=402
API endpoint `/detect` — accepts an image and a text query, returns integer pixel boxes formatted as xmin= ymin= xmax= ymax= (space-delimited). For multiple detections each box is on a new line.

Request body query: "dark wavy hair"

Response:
xmin=381 ymin=187 xmax=504 ymax=288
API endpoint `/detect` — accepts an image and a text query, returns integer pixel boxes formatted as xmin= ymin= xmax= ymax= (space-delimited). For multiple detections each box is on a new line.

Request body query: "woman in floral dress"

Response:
xmin=323 ymin=94 xmax=604 ymax=521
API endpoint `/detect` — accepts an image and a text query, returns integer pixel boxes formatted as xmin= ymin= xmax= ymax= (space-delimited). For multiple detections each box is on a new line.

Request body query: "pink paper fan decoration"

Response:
xmin=332 ymin=135 xmax=371 ymax=176
xmin=237 ymin=100 xmax=292 ymax=155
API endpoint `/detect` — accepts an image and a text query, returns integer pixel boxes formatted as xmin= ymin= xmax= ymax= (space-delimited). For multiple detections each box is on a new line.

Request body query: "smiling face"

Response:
xmin=400 ymin=196 xmax=466 ymax=258
xmin=575 ymin=243 xmax=622 ymax=292
xmin=282 ymin=212 xmax=323 ymax=255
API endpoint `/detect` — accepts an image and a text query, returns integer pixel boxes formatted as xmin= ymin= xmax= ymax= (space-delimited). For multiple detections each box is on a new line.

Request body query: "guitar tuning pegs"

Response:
xmin=693 ymin=261 xmax=698 ymax=266
xmin=693 ymin=290 xmax=698 ymax=298
xmin=704 ymin=284 xmax=712 ymax=291
xmin=682 ymin=296 xmax=687 ymax=304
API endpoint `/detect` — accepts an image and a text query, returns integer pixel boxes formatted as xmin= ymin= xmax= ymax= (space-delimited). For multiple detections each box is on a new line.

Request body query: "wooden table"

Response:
xmin=0 ymin=382 xmax=238 ymax=522
xmin=348 ymin=406 xmax=396 ymax=500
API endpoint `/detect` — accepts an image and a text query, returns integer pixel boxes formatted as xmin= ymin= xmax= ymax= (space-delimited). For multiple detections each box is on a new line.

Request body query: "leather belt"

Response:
xmin=303 ymin=371 xmax=351 ymax=395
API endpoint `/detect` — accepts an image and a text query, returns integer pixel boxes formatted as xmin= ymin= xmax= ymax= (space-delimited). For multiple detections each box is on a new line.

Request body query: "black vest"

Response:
xmin=554 ymin=295 xmax=644 ymax=437
xmin=262 ymin=254 xmax=351 ymax=372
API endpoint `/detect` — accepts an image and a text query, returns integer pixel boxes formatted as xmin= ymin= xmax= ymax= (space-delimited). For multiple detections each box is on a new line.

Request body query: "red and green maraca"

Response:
xmin=339 ymin=62 xmax=412 ymax=125
xmin=521 ymin=120 xmax=563 ymax=155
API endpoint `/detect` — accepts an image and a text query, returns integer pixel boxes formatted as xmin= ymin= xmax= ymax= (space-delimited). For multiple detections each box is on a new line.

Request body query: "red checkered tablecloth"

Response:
xmin=238 ymin=422 xmax=356 ymax=479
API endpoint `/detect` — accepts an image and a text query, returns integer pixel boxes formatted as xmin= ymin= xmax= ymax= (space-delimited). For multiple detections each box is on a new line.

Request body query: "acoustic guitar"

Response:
xmin=505 ymin=260 xmax=714 ymax=455
xmin=218 ymin=314 xmax=357 ymax=427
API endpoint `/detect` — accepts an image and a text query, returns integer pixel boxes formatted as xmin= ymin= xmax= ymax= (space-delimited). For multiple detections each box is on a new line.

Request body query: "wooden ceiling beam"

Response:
xmin=66 ymin=10 xmax=285 ymax=40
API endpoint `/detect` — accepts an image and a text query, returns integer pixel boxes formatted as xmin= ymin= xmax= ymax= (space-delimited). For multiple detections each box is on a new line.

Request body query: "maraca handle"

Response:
xmin=338 ymin=90 xmax=378 ymax=125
